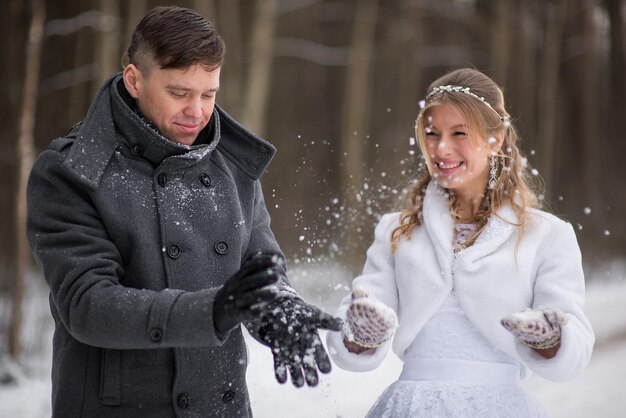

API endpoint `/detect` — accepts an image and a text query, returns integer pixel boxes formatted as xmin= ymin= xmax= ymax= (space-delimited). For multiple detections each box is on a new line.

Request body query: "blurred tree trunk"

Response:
xmin=193 ymin=0 xmax=216 ymax=21
xmin=124 ymin=0 xmax=147 ymax=51
xmin=491 ymin=0 xmax=512 ymax=86
xmin=516 ymin=0 xmax=537 ymax=142
xmin=606 ymin=0 xmax=625 ymax=97
xmin=605 ymin=0 xmax=625 ymax=241
xmin=11 ymin=0 xmax=45 ymax=361
xmin=393 ymin=0 xmax=422 ymax=140
xmin=577 ymin=2 xmax=599 ymax=226
xmin=340 ymin=0 xmax=378 ymax=272
xmin=242 ymin=0 xmax=279 ymax=136
xmin=537 ymin=0 xmax=567 ymax=193
xmin=68 ymin=0 xmax=96 ymax=127
xmin=217 ymin=0 xmax=242 ymax=114
xmin=93 ymin=0 xmax=121 ymax=93
xmin=0 ymin=0 xmax=26 ymax=317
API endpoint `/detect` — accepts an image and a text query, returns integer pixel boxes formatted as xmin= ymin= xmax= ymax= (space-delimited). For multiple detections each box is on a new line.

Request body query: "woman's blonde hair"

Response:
xmin=391 ymin=68 xmax=542 ymax=251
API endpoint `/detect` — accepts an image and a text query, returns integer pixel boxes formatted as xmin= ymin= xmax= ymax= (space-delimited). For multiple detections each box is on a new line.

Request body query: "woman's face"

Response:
xmin=422 ymin=103 xmax=497 ymax=199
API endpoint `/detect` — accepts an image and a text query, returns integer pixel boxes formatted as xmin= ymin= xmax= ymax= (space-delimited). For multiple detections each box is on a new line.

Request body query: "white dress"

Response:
xmin=365 ymin=224 xmax=549 ymax=418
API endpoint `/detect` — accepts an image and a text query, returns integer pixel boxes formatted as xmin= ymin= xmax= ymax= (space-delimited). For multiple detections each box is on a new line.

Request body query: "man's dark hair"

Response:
xmin=126 ymin=6 xmax=225 ymax=73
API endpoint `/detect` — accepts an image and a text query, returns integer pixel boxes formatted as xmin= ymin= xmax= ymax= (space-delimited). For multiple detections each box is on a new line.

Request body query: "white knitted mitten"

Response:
xmin=501 ymin=307 xmax=567 ymax=349
xmin=343 ymin=288 xmax=398 ymax=349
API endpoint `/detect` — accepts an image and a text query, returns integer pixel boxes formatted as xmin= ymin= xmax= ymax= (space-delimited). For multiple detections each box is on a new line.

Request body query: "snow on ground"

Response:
xmin=247 ymin=264 xmax=626 ymax=418
xmin=246 ymin=326 xmax=626 ymax=418
xmin=1 ymin=261 xmax=625 ymax=417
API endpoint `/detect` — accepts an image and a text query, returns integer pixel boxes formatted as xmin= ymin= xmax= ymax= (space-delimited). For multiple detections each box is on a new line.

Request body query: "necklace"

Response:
xmin=453 ymin=223 xmax=477 ymax=252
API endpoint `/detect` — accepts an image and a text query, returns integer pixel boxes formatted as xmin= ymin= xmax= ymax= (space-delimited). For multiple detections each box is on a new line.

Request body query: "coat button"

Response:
xmin=149 ymin=327 xmax=163 ymax=342
xmin=199 ymin=173 xmax=212 ymax=187
xmin=177 ymin=392 xmax=190 ymax=408
xmin=167 ymin=245 xmax=181 ymax=259
xmin=131 ymin=143 xmax=144 ymax=156
xmin=157 ymin=173 xmax=168 ymax=187
xmin=221 ymin=390 xmax=235 ymax=403
xmin=214 ymin=241 xmax=229 ymax=255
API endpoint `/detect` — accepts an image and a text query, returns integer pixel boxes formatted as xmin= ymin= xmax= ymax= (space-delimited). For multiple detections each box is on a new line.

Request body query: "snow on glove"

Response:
xmin=344 ymin=287 xmax=398 ymax=349
xmin=501 ymin=306 xmax=567 ymax=350
xmin=259 ymin=297 xmax=343 ymax=388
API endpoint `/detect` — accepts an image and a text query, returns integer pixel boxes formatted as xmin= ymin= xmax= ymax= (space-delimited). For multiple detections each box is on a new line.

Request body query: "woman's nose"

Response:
xmin=434 ymin=136 xmax=451 ymax=155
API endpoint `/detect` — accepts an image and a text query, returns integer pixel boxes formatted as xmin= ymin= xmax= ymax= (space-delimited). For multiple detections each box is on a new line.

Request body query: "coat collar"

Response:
xmin=214 ymin=105 xmax=276 ymax=180
xmin=62 ymin=73 xmax=276 ymax=190
xmin=110 ymin=76 xmax=221 ymax=167
xmin=61 ymin=74 xmax=119 ymax=189
xmin=422 ymin=181 xmax=519 ymax=274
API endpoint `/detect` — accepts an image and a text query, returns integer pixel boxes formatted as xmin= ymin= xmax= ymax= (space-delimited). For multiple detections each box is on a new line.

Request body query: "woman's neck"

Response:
xmin=453 ymin=190 xmax=486 ymax=222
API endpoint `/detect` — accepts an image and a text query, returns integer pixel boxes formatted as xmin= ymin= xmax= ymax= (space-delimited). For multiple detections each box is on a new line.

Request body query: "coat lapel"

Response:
xmin=422 ymin=181 xmax=519 ymax=275
xmin=460 ymin=204 xmax=518 ymax=270
xmin=422 ymin=182 xmax=454 ymax=281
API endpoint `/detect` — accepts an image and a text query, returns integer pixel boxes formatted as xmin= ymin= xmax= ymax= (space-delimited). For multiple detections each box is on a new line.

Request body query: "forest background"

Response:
xmin=0 ymin=0 xmax=624 ymax=372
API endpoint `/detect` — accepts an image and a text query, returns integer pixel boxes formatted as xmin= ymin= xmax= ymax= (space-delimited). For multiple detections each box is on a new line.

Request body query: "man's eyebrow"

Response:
xmin=166 ymin=84 xmax=191 ymax=91
xmin=166 ymin=84 xmax=220 ymax=93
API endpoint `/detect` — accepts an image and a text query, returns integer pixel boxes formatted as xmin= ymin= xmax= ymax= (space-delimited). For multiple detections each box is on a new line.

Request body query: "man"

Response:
xmin=27 ymin=6 xmax=341 ymax=417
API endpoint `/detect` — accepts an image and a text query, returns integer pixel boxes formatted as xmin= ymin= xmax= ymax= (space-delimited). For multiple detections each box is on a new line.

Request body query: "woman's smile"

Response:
xmin=437 ymin=160 xmax=464 ymax=173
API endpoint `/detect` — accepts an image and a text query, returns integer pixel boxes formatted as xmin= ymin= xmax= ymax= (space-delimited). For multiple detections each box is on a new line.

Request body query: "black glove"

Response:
xmin=258 ymin=297 xmax=343 ymax=387
xmin=213 ymin=251 xmax=282 ymax=337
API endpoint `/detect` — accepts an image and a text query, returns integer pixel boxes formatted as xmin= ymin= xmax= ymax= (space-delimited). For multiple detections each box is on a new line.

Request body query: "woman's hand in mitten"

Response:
xmin=501 ymin=306 xmax=567 ymax=354
xmin=343 ymin=287 xmax=398 ymax=353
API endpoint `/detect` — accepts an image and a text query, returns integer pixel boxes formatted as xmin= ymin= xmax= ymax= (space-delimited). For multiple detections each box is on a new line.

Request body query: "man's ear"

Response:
xmin=123 ymin=64 xmax=141 ymax=99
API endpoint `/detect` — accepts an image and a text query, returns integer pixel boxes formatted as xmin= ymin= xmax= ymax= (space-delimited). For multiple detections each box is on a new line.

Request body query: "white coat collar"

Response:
xmin=422 ymin=181 xmax=519 ymax=275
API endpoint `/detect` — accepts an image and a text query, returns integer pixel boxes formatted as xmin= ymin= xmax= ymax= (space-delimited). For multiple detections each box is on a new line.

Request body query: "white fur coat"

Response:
xmin=327 ymin=182 xmax=594 ymax=381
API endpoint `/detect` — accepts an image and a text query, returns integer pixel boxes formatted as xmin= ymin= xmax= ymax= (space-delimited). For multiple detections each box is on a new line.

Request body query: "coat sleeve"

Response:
xmin=27 ymin=145 xmax=225 ymax=349
xmin=326 ymin=213 xmax=399 ymax=372
xmin=515 ymin=219 xmax=595 ymax=381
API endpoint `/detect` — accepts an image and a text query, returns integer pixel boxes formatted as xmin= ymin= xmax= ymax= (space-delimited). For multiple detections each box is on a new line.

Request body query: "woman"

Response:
xmin=327 ymin=68 xmax=594 ymax=417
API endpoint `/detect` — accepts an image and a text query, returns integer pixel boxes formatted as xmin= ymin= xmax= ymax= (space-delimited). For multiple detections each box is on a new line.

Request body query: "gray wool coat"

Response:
xmin=27 ymin=74 xmax=289 ymax=417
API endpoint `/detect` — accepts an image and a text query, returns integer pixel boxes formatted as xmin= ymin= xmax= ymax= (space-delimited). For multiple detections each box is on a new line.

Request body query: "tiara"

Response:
xmin=424 ymin=85 xmax=509 ymax=123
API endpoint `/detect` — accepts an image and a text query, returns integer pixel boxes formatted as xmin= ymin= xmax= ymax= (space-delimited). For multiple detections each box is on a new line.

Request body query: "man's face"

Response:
xmin=123 ymin=62 xmax=220 ymax=146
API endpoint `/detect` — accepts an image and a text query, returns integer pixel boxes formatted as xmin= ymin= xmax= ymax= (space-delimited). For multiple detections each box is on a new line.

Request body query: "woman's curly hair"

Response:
xmin=391 ymin=68 xmax=543 ymax=251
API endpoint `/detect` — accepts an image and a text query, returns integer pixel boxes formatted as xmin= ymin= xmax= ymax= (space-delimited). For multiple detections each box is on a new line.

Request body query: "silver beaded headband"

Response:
xmin=424 ymin=85 xmax=509 ymax=124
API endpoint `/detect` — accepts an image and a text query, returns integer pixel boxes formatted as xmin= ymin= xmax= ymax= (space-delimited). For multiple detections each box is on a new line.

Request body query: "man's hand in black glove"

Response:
xmin=213 ymin=252 xmax=283 ymax=337
xmin=258 ymin=297 xmax=343 ymax=388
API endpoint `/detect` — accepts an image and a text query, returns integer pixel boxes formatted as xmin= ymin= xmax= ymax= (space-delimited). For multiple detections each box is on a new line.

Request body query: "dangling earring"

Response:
xmin=488 ymin=155 xmax=498 ymax=190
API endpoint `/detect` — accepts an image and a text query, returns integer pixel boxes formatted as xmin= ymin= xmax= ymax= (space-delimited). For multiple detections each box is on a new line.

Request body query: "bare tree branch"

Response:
xmin=274 ymin=37 xmax=349 ymax=66
xmin=45 ymin=10 xmax=117 ymax=36
xmin=242 ymin=0 xmax=279 ymax=136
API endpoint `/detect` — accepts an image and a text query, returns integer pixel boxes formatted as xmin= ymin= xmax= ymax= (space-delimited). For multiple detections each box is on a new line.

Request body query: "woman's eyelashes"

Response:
xmin=424 ymin=129 xmax=466 ymax=137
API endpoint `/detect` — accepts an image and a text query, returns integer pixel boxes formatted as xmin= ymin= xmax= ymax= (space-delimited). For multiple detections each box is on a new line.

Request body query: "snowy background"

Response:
xmin=1 ymin=2 xmax=624 ymax=417
xmin=1 ymin=258 xmax=625 ymax=417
